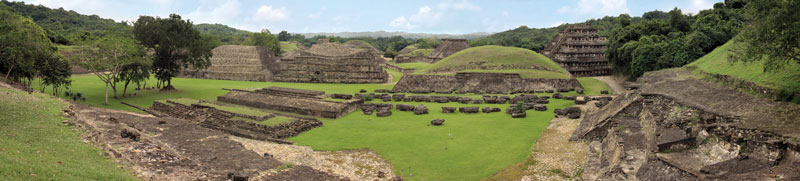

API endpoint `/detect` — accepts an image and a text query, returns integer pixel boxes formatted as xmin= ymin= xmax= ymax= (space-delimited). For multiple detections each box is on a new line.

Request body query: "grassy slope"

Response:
xmin=400 ymin=49 xmax=434 ymax=57
xmin=577 ymin=77 xmax=614 ymax=95
xmin=279 ymin=41 xmax=299 ymax=55
xmin=686 ymin=41 xmax=800 ymax=93
xmin=0 ymin=87 xmax=134 ymax=180
xmin=290 ymin=97 xmax=576 ymax=180
xmin=415 ymin=45 xmax=569 ymax=75
xmin=385 ymin=68 xmax=404 ymax=84
xmin=387 ymin=62 xmax=433 ymax=70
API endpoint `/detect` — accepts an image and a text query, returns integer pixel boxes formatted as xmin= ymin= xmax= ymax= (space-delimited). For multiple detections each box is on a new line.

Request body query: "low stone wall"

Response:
xmin=218 ymin=90 xmax=354 ymax=119
xmin=384 ymin=63 xmax=416 ymax=74
xmin=392 ymin=72 xmax=583 ymax=93
xmin=394 ymin=55 xmax=434 ymax=63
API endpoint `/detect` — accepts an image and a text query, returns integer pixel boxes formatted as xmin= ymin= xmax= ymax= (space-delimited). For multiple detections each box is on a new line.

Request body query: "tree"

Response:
xmin=117 ymin=61 xmax=150 ymax=97
xmin=731 ymin=0 xmax=800 ymax=71
xmin=75 ymin=34 xmax=147 ymax=105
xmin=133 ymin=14 xmax=213 ymax=89
xmin=247 ymin=29 xmax=281 ymax=56
xmin=1 ymin=7 xmax=70 ymax=92
xmin=277 ymin=30 xmax=290 ymax=41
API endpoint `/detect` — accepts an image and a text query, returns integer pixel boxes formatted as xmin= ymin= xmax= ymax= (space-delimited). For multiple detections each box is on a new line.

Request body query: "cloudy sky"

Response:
xmin=22 ymin=0 xmax=722 ymax=34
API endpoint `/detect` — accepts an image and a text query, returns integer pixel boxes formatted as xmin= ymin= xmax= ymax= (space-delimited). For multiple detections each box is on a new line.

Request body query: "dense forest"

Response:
xmin=606 ymin=1 xmax=746 ymax=77
xmin=0 ymin=0 xmax=130 ymax=45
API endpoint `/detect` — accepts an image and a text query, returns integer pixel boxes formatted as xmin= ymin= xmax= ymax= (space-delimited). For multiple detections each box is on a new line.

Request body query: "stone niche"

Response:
xmin=217 ymin=87 xmax=360 ymax=119
xmin=273 ymin=39 xmax=388 ymax=83
xmin=392 ymin=72 xmax=583 ymax=93
xmin=542 ymin=24 xmax=610 ymax=77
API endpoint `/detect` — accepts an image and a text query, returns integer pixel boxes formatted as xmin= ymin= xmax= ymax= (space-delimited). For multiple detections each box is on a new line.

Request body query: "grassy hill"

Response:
xmin=279 ymin=41 xmax=299 ymax=55
xmin=195 ymin=23 xmax=250 ymax=45
xmin=414 ymin=45 xmax=570 ymax=79
xmin=400 ymin=48 xmax=433 ymax=57
xmin=1 ymin=0 xmax=130 ymax=45
xmin=0 ymin=87 xmax=134 ymax=180
xmin=686 ymin=41 xmax=800 ymax=101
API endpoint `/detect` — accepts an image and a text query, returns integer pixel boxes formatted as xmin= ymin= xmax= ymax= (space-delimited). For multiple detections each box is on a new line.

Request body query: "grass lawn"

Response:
xmin=33 ymin=74 xmax=395 ymax=113
xmin=29 ymin=74 xmax=611 ymax=180
xmin=0 ymin=87 xmax=135 ymax=180
xmin=686 ymin=41 xmax=800 ymax=94
xmin=387 ymin=62 xmax=434 ymax=70
xmin=460 ymin=69 xmax=571 ymax=79
xmin=399 ymin=49 xmax=434 ymax=57
xmin=577 ymin=77 xmax=613 ymax=95
xmin=385 ymin=68 xmax=404 ymax=83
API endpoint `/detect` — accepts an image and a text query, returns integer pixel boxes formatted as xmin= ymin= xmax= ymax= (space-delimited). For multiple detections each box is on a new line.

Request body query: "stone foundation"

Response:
xmin=392 ymin=72 xmax=583 ymax=93
xmin=218 ymin=88 xmax=359 ymax=119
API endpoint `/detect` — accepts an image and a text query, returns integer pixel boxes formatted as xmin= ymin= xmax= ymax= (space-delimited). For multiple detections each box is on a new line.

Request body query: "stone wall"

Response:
xmin=384 ymin=63 xmax=416 ymax=74
xmin=218 ymin=89 xmax=356 ymax=119
xmin=392 ymin=72 xmax=583 ymax=93
xmin=273 ymin=43 xmax=388 ymax=84
xmin=180 ymin=45 xmax=279 ymax=82
xmin=429 ymin=39 xmax=470 ymax=61
xmin=543 ymin=24 xmax=610 ymax=77
xmin=393 ymin=55 xmax=435 ymax=63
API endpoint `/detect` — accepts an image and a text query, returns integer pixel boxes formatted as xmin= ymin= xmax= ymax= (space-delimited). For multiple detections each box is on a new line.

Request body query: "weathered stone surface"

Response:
xmin=534 ymin=104 xmax=547 ymax=111
xmin=218 ymin=89 xmax=354 ymax=119
xmin=542 ymin=24 xmax=610 ymax=77
xmin=331 ymin=94 xmax=353 ymax=100
xmin=482 ymin=107 xmax=493 ymax=113
xmin=431 ymin=119 xmax=445 ymax=126
xmin=459 ymin=107 xmax=479 ymax=113
xmin=567 ymin=112 xmax=581 ymax=119
xmin=601 ymin=90 xmax=609 ymax=94
xmin=595 ymin=100 xmax=609 ymax=108
xmin=273 ymin=41 xmax=388 ymax=84
xmin=512 ymin=112 xmax=527 ymax=118
xmin=376 ymin=110 xmax=392 ymax=117
xmin=553 ymin=93 xmax=564 ymax=99
xmin=392 ymin=94 xmax=406 ymax=101
xmin=396 ymin=104 xmax=415 ymax=111
xmin=413 ymin=104 xmax=428 ymax=115
xmin=535 ymin=98 xmax=550 ymax=104
xmin=577 ymin=89 xmax=584 ymax=94
xmin=392 ymin=72 xmax=584 ymax=93
xmin=442 ymin=107 xmax=456 ymax=113
xmin=546 ymin=90 xmax=555 ymax=93
xmin=471 ymin=100 xmax=483 ymax=104
xmin=375 ymin=89 xmax=389 ymax=93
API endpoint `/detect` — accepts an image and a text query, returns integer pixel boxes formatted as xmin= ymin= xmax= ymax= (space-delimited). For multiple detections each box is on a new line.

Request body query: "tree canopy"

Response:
xmin=133 ymin=14 xmax=213 ymax=89
xmin=247 ymin=29 xmax=281 ymax=56
xmin=1 ymin=0 xmax=130 ymax=45
xmin=730 ymin=0 xmax=800 ymax=72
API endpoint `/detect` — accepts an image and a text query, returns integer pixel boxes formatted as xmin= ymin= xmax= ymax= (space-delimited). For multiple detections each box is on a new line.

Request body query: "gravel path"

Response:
xmin=231 ymin=137 xmax=396 ymax=180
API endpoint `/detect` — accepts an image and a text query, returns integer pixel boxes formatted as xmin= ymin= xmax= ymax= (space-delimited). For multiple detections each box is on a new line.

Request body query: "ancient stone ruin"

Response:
xmin=182 ymin=39 xmax=388 ymax=84
xmin=181 ymin=45 xmax=279 ymax=81
xmin=429 ymin=39 xmax=470 ymax=62
xmin=273 ymin=39 xmax=388 ymax=83
xmin=218 ymin=87 xmax=360 ymax=119
xmin=542 ymin=24 xmax=610 ymax=77
xmin=392 ymin=72 xmax=583 ymax=93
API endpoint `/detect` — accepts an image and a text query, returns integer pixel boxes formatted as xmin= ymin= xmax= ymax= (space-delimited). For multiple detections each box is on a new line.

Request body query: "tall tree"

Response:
xmin=133 ymin=14 xmax=213 ymax=89
xmin=247 ymin=29 xmax=281 ymax=56
xmin=731 ymin=0 xmax=799 ymax=71
xmin=117 ymin=61 xmax=150 ymax=97
xmin=75 ymin=34 xmax=147 ymax=105
xmin=277 ymin=30 xmax=290 ymax=41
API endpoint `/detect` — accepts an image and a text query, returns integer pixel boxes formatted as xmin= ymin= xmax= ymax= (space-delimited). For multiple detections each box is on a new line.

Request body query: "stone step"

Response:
xmin=206 ymin=65 xmax=265 ymax=72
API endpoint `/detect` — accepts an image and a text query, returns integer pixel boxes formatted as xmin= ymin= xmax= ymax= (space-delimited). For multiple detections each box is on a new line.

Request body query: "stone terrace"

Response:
xmin=542 ymin=24 xmax=610 ymax=77
xmin=218 ymin=88 xmax=358 ymax=119
xmin=181 ymin=45 xmax=278 ymax=81
xmin=429 ymin=39 xmax=470 ymax=62
xmin=392 ymin=72 xmax=583 ymax=93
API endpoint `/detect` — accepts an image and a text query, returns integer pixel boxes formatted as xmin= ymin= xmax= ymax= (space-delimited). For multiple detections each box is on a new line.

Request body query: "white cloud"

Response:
xmin=186 ymin=0 xmax=242 ymax=24
xmin=558 ymin=0 xmax=629 ymax=17
xmin=254 ymin=5 xmax=288 ymax=22
xmin=390 ymin=16 xmax=415 ymax=29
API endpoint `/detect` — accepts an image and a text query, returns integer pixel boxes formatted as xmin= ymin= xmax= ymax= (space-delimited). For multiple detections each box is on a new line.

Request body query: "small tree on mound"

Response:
xmin=247 ymin=29 xmax=281 ymax=56
xmin=133 ymin=14 xmax=214 ymax=89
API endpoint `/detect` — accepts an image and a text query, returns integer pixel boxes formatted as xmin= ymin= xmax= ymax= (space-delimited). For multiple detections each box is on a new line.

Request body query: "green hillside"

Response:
xmin=194 ymin=23 xmax=250 ymax=45
xmin=686 ymin=41 xmax=800 ymax=100
xmin=1 ymin=0 xmax=130 ymax=45
xmin=415 ymin=45 xmax=569 ymax=78
xmin=400 ymin=48 xmax=433 ymax=57
xmin=279 ymin=41 xmax=299 ymax=55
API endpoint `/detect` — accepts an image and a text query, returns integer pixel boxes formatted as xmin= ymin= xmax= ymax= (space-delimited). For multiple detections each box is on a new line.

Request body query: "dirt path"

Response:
xmin=232 ymin=137 xmax=396 ymax=180
xmin=591 ymin=76 xmax=625 ymax=94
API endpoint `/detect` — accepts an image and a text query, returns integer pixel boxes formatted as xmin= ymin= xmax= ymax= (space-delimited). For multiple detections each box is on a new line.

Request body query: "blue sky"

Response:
xmin=22 ymin=0 xmax=723 ymax=34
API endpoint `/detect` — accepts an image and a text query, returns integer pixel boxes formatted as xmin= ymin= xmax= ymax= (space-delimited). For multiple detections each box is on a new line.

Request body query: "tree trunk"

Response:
xmin=4 ymin=64 xmax=13 ymax=80
xmin=123 ymin=80 xmax=130 ymax=97
xmin=104 ymin=82 xmax=109 ymax=105
xmin=110 ymin=75 xmax=118 ymax=98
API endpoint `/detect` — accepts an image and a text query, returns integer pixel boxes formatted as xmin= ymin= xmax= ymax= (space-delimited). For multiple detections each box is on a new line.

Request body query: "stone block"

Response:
xmin=377 ymin=110 xmax=392 ymax=117
xmin=442 ymin=107 xmax=456 ymax=113
xmin=534 ymin=104 xmax=547 ymax=111
xmin=512 ymin=112 xmax=526 ymax=118
xmin=396 ymin=104 xmax=415 ymax=111
xmin=459 ymin=107 xmax=479 ymax=113
xmin=431 ymin=119 xmax=445 ymax=126
xmin=552 ymin=93 xmax=564 ymax=99
xmin=600 ymin=90 xmax=609 ymax=94
xmin=414 ymin=104 xmax=428 ymax=115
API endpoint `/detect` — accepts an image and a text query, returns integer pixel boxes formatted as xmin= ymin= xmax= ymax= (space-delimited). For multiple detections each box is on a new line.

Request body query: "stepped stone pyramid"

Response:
xmin=542 ymin=24 xmax=611 ymax=77
xmin=182 ymin=45 xmax=277 ymax=81
xmin=429 ymin=39 xmax=470 ymax=62
xmin=273 ymin=39 xmax=388 ymax=83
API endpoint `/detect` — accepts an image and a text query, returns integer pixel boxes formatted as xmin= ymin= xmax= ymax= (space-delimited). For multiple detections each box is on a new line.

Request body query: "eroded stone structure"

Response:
xmin=181 ymin=45 xmax=279 ymax=81
xmin=430 ymin=39 xmax=470 ymax=61
xmin=273 ymin=39 xmax=388 ymax=83
xmin=543 ymin=24 xmax=610 ymax=77
xmin=182 ymin=39 xmax=388 ymax=83
xmin=218 ymin=87 xmax=360 ymax=119
xmin=392 ymin=72 xmax=583 ymax=93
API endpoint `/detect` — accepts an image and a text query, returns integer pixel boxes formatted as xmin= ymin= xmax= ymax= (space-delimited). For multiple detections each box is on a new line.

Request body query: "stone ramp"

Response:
xmin=570 ymin=92 xmax=640 ymax=141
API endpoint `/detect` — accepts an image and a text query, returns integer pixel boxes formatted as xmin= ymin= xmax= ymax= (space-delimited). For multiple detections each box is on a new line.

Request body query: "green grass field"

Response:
xmin=385 ymin=68 xmax=404 ymax=83
xmin=577 ymin=77 xmax=614 ymax=95
xmin=686 ymin=41 xmax=800 ymax=94
xmin=28 ymin=72 xmax=611 ymax=180
xmin=0 ymin=87 xmax=135 ymax=180
xmin=290 ymin=98 xmax=576 ymax=180
xmin=415 ymin=45 xmax=569 ymax=75
xmin=387 ymin=62 xmax=434 ymax=70
xmin=400 ymin=48 xmax=434 ymax=57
